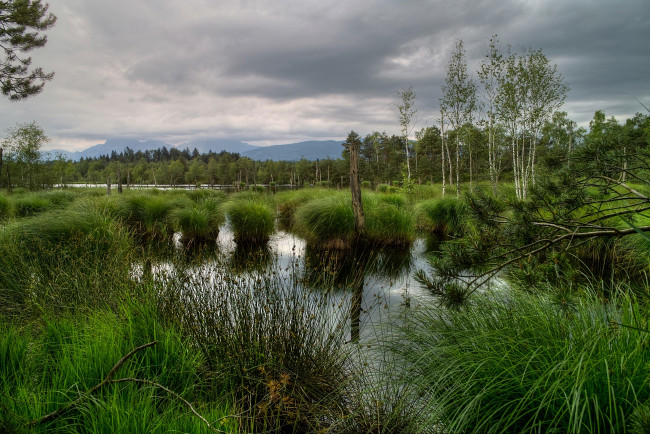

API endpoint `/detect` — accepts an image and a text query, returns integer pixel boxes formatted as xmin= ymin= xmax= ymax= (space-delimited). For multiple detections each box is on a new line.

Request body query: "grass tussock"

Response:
xmin=116 ymin=193 xmax=186 ymax=240
xmin=0 ymin=208 xmax=134 ymax=318
xmin=226 ymin=197 xmax=275 ymax=245
xmin=416 ymin=196 xmax=468 ymax=238
xmin=172 ymin=196 xmax=225 ymax=243
xmin=364 ymin=194 xmax=414 ymax=247
xmin=275 ymin=188 xmax=331 ymax=230
xmin=161 ymin=262 xmax=352 ymax=432
xmin=0 ymin=193 xmax=11 ymax=219
xmin=293 ymin=194 xmax=355 ymax=249
xmin=388 ymin=287 xmax=650 ymax=433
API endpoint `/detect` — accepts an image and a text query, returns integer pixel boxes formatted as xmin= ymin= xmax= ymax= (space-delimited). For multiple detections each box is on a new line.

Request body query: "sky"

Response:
xmin=2 ymin=0 xmax=649 ymax=152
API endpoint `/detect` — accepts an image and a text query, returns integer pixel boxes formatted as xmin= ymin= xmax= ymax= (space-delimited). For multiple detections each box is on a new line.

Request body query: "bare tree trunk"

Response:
xmin=349 ymin=140 xmax=365 ymax=236
xmin=107 ymin=177 xmax=111 ymax=196
xmin=441 ymin=115 xmax=446 ymax=197
xmin=117 ymin=169 xmax=123 ymax=194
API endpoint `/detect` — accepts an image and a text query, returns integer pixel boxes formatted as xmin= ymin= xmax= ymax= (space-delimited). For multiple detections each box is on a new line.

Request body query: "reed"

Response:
xmin=163 ymin=259 xmax=352 ymax=432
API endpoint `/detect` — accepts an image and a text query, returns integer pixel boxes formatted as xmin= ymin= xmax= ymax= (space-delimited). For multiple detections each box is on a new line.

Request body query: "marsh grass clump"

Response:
xmin=416 ymin=196 xmax=468 ymax=238
xmin=0 ymin=194 xmax=11 ymax=219
xmin=226 ymin=197 xmax=275 ymax=245
xmin=12 ymin=194 xmax=52 ymax=216
xmin=293 ymin=194 xmax=355 ymax=249
xmin=0 ymin=208 xmax=134 ymax=317
xmin=169 ymin=264 xmax=351 ymax=432
xmin=388 ymin=287 xmax=650 ymax=432
xmin=364 ymin=197 xmax=414 ymax=248
xmin=184 ymin=188 xmax=226 ymax=203
xmin=116 ymin=193 xmax=186 ymax=240
xmin=172 ymin=197 xmax=225 ymax=243
xmin=275 ymin=188 xmax=331 ymax=229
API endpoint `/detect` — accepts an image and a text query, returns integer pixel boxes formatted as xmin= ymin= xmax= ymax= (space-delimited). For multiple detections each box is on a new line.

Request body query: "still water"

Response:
xmin=137 ymin=226 xmax=437 ymax=344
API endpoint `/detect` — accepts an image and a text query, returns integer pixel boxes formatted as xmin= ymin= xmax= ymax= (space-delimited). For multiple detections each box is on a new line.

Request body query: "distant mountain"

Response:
xmin=44 ymin=138 xmax=345 ymax=162
xmin=179 ymin=138 xmax=259 ymax=155
xmin=242 ymin=140 xmax=344 ymax=161
xmin=47 ymin=139 xmax=171 ymax=161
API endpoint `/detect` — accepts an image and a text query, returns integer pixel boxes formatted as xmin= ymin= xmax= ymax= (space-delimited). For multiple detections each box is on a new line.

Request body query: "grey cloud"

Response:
xmin=1 ymin=0 xmax=648 ymax=149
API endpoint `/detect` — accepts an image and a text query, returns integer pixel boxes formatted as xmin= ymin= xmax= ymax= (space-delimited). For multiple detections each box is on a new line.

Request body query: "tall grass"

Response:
xmin=10 ymin=190 xmax=76 ymax=217
xmin=416 ymin=196 xmax=468 ymax=238
xmin=275 ymin=188 xmax=331 ymax=230
xmin=364 ymin=194 xmax=414 ymax=247
xmin=293 ymin=193 xmax=415 ymax=248
xmin=0 ymin=193 xmax=11 ymax=219
xmin=0 ymin=303 xmax=235 ymax=433
xmin=116 ymin=193 xmax=186 ymax=240
xmin=159 ymin=260 xmax=353 ymax=432
xmin=293 ymin=194 xmax=355 ymax=249
xmin=387 ymin=286 xmax=650 ymax=433
xmin=0 ymin=207 xmax=134 ymax=318
xmin=226 ymin=197 xmax=275 ymax=245
xmin=172 ymin=196 xmax=225 ymax=243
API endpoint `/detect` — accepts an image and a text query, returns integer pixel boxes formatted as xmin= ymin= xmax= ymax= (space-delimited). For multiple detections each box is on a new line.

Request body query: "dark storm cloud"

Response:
xmin=0 ymin=0 xmax=648 ymax=150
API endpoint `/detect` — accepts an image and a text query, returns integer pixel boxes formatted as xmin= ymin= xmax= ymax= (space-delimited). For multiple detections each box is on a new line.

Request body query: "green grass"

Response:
xmin=387 ymin=286 xmax=650 ymax=433
xmin=226 ymin=196 xmax=275 ymax=245
xmin=364 ymin=194 xmax=414 ymax=247
xmin=275 ymin=187 xmax=332 ymax=230
xmin=0 ymin=193 xmax=11 ymax=219
xmin=116 ymin=193 xmax=187 ymax=240
xmin=293 ymin=193 xmax=355 ymax=248
xmin=165 ymin=260 xmax=352 ymax=432
xmin=416 ymin=196 xmax=468 ymax=238
xmin=0 ymin=304 xmax=236 ymax=433
xmin=0 ymin=207 xmax=134 ymax=318
xmin=172 ymin=196 xmax=225 ymax=243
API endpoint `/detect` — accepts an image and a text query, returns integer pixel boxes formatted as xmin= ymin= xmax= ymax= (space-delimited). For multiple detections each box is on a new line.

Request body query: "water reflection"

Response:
xmin=139 ymin=226 xmax=434 ymax=344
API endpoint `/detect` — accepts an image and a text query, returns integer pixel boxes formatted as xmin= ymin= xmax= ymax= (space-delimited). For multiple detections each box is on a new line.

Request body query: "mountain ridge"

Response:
xmin=45 ymin=138 xmax=344 ymax=161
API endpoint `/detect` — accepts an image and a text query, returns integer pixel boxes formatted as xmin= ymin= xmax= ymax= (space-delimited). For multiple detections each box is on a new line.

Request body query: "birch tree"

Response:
xmin=397 ymin=86 xmax=417 ymax=180
xmin=477 ymin=35 xmax=506 ymax=195
xmin=497 ymin=48 xmax=568 ymax=199
xmin=440 ymin=40 xmax=476 ymax=196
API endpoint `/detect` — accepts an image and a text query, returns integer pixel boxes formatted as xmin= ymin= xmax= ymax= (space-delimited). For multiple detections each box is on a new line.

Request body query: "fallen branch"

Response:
xmin=29 ymin=340 xmax=158 ymax=426
xmin=112 ymin=378 xmax=232 ymax=433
